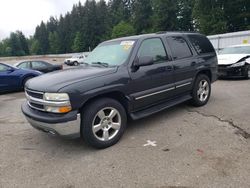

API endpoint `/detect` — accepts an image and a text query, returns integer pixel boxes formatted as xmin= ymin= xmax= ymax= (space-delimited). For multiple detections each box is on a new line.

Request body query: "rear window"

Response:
xmin=188 ymin=34 xmax=215 ymax=54
xmin=167 ymin=36 xmax=192 ymax=60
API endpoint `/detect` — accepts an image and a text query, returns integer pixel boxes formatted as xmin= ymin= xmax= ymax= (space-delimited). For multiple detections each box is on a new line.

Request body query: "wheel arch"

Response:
xmin=80 ymin=91 xmax=131 ymax=115
xmin=195 ymin=69 xmax=212 ymax=81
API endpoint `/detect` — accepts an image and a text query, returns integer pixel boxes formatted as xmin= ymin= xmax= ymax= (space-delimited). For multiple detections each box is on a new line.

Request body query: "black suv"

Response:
xmin=22 ymin=32 xmax=217 ymax=148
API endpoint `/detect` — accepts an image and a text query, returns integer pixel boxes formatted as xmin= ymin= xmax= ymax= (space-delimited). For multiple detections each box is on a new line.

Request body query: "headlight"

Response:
xmin=230 ymin=61 xmax=246 ymax=68
xmin=44 ymin=93 xmax=69 ymax=101
xmin=44 ymin=93 xmax=71 ymax=113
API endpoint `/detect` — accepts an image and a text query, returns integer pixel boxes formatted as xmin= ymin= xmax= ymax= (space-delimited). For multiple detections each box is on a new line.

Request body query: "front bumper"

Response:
xmin=22 ymin=102 xmax=81 ymax=138
xmin=218 ymin=65 xmax=248 ymax=78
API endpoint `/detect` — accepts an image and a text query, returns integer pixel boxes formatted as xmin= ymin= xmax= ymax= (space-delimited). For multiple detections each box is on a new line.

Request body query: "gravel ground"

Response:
xmin=0 ymin=77 xmax=250 ymax=188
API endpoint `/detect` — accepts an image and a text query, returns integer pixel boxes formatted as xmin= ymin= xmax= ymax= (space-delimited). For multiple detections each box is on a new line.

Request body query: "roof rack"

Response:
xmin=156 ymin=31 xmax=198 ymax=34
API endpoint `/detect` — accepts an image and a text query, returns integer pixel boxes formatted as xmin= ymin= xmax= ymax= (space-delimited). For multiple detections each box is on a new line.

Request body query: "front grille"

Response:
xmin=25 ymin=88 xmax=45 ymax=111
xmin=26 ymin=89 xmax=43 ymax=99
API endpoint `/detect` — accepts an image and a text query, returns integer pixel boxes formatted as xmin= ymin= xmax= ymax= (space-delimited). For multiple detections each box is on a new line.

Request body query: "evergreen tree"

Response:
xmin=16 ymin=31 xmax=29 ymax=55
xmin=49 ymin=31 xmax=60 ymax=54
xmin=72 ymin=32 xmax=84 ymax=52
xmin=132 ymin=0 xmax=153 ymax=34
xmin=193 ymin=0 xmax=227 ymax=35
xmin=152 ymin=0 xmax=178 ymax=32
xmin=177 ymin=0 xmax=194 ymax=31
xmin=34 ymin=21 xmax=49 ymax=54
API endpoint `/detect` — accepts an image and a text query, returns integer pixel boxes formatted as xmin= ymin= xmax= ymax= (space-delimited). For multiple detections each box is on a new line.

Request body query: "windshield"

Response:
xmin=219 ymin=46 xmax=250 ymax=55
xmin=84 ymin=40 xmax=136 ymax=66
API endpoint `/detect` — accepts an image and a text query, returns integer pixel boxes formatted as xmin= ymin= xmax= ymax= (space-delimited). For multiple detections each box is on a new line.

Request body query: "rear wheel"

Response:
xmin=73 ymin=61 xmax=79 ymax=66
xmin=190 ymin=74 xmax=211 ymax=107
xmin=81 ymin=98 xmax=127 ymax=149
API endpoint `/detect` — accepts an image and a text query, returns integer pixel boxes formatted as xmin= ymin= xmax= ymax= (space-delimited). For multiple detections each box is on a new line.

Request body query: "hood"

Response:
xmin=218 ymin=54 xmax=250 ymax=65
xmin=26 ymin=66 xmax=118 ymax=92
xmin=65 ymin=58 xmax=78 ymax=61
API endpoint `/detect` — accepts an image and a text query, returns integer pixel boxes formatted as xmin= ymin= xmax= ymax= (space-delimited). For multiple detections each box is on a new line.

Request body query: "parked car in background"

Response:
xmin=22 ymin=32 xmax=217 ymax=149
xmin=15 ymin=60 xmax=62 ymax=73
xmin=64 ymin=54 xmax=87 ymax=66
xmin=0 ymin=63 xmax=42 ymax=93
xmin=218 ymin=44 xmax=250 ymax=78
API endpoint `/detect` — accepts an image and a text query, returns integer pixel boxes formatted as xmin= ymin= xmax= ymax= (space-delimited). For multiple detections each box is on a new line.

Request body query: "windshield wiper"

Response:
xmin=91 ymin=62 xmax=109 ymax=67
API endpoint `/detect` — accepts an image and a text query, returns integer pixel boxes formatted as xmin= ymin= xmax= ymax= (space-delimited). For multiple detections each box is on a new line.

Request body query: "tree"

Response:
xmin=9 ymin=32 xmax=25 ymax=56
xmin=177 ymin=0 xmax=194 ymax=31
xmin=131 ymin=0 xmax=153 ymax=34
xmin=192 ymin=0 xmax=227 ymax=35
xmin=30 ymin=39 xmax=40 ymax=55
xmin=152 ymin=0 xmax=178 ymax=32
xmin=72 ymin=32 xmax=84 ymax=52
xmin=49 ymin=31 xmax=60 ymax=54
xmin=34 ymin=21 xmax=49 ymax=54
xmin=111 ymin=21 xmax=135 ymax=38
xmin=95 ymin=0 xmax=112 ymax=41
xmin=224 ymin=0 xmax=250 ymax=32
xmin=16 ymin=31 xmax=29 ymax=55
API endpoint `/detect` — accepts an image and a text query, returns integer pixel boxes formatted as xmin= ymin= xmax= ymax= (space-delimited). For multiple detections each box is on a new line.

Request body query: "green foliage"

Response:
xmin=49 ymin=31 xmax=60 ymax=54
xmin=152 ymin=0 xmax=178 ymax=32
xmin=72 ymin=32 xmax=84 ymax=52
xmin=193 ymin=0 xmax=227 ymax=35
xmin=30 ymin=39 xmax=40 ymax=55
xmin=111 ymin=21 xmax=135 ymax=38
xmin=132 ymin=0 xmax=153 ymax=34
xmin=0 ymin=0 xmax=249 ymax=56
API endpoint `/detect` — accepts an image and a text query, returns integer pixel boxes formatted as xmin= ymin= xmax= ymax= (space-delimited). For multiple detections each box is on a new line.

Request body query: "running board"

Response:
xmin=130 ymin=95 xmax=192 ymax=120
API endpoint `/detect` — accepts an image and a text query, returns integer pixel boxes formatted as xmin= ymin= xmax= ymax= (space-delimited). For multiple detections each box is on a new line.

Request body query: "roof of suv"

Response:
xmin=107 ymin=31 xmax=199 ymax=42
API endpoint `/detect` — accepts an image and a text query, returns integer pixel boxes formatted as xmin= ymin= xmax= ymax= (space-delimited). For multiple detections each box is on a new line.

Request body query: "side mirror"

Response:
xmin=7 ymin=67 xmax=15 ymax=72
xmin=134 ymin=56 xmax=154 ymax=67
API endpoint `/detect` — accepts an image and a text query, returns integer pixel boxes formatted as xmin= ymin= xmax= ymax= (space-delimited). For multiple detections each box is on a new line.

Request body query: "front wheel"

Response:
xmin=81 ymin=98 xmax=127 ymax=149
xmin=244 ymin=66 xmax=250 ymax=79
xmin=190 ymin=74 xmax=211 ymax=107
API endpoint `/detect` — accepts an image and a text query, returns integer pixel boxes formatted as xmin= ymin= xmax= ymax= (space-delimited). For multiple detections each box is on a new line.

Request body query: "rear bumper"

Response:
xmin=218 ymin=65 xmax=248 ymax=78
xmin=21 ymin=102 xmax=81 ymax=138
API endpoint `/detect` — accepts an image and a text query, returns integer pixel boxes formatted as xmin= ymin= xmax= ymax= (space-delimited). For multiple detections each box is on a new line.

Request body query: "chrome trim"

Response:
xmin=25 ymin=88 xmax=44 ymax=94
xmin=26 ymin=93 xmax=70 ymax=106
xmin=176 ymin=82 xmax=192 ymax=88
xmin=135 ymin=87 xmax=175 ymax=100
xmin=27 ymin=101 xmax=46 ymax=112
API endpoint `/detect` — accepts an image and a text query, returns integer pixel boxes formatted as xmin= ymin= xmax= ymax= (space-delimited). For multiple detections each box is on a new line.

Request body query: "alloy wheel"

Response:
xmin=92 ymin=107 xmax=121 ymax=141
xmin=197 ymin=79 xmax=209 ymax=102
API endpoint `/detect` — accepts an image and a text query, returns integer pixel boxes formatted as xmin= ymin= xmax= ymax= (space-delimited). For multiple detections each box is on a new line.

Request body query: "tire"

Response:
xmin=73 ymin=61 xmax=79 ymax=66
xmin=190 ymin=74 xmax=211 ymax=107
xmin=244 ymin=66 xmax=249 ymax=79
xmin=81 ymin=98 xmax=127 ymax=149
xmin=22 ymin=76 xmax=33 ymax=89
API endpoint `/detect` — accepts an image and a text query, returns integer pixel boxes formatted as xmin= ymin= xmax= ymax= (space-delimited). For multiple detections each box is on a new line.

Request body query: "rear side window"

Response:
xmin=166 ymin=36 xmax=192 ymax=60
xmin=188 ymin=34 xmax=215 ymax=54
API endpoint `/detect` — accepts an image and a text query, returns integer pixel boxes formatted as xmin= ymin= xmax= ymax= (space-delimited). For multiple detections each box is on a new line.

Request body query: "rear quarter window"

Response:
xmin=166 ymin=36 xmax=193 ymax=60
xmin=188 ymin=34 xmax=215 ymax=54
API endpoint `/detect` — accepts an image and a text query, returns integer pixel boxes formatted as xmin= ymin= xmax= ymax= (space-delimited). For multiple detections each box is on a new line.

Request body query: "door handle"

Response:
xmin=191 ymin=62 xmax=196 ymax=66
xmin=165 ymin=66 xmax=173 ymax=71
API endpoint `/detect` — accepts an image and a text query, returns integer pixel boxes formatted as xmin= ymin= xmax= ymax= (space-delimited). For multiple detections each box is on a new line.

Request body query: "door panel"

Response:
xmin=0 ymin=64 xmax=19 ymax=91
xmin=166 ymin=36 xmax=196 ymax=94
xmin=128 ymin=38 xmax=175 ymax=111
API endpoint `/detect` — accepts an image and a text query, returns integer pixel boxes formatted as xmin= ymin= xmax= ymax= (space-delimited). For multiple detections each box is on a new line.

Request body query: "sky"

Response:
xmin=0 ymin=0 xmax=86 ymax=40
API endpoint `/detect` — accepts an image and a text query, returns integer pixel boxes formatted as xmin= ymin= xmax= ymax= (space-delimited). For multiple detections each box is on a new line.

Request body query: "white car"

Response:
xmin=218 ymin=44 xmax=250 ymax=78
xmin=64 ymin=54 xmax=87 ymax=66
